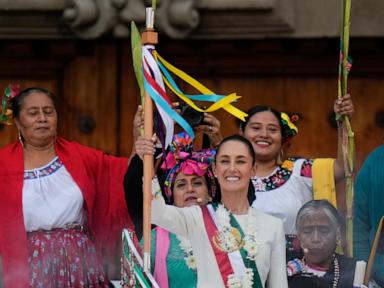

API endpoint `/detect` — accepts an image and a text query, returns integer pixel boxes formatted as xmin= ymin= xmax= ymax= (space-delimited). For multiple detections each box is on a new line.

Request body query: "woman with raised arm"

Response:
xmin=239 ymin=95 xmax=354 ymax=259
xmin=151 ymin=134 xmax=287 ymax=288
xmin=0 ymin=87 xmax=134 ymax=288
xmin=132 ymin=131 xmax=216 ymax=288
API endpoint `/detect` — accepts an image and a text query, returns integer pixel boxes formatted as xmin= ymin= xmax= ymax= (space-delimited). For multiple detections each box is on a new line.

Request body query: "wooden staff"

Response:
xmin=364 ymin=216 xmax=384 ymax=285
xmin=338 ymin=0 xmax=355 ymax=257
xmin=141 ymin=7 xmax=158 ymax=272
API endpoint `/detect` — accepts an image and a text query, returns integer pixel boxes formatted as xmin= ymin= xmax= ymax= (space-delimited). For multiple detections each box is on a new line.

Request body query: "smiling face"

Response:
xmin=298 ymin=210 xmax=338 ymax=269
xmin=14 ymin=92 xmax=57 ymax=147
xmin=241 ymin=110 xmax=282 ymax=163
xmin=172 ymin=172 xmax=209 ymax=208
xmin=214 ymin=139 xmax=256 ymax=195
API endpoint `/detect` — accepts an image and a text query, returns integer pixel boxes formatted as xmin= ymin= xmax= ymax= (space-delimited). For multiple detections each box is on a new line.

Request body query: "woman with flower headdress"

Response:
xmin=238 ymin=95 xmax=354 ymax=260
xmin=133 ymin=131 xmax=216 ymax=288
xmin=149 ymin=134 xmax=287 ymax=288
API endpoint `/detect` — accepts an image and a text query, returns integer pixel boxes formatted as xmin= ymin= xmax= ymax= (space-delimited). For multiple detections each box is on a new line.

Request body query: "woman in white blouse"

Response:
xmin=0 ymin=87 xmax=133 ymax=288
xmin=151 ymin=134 xmax=287 ymax=288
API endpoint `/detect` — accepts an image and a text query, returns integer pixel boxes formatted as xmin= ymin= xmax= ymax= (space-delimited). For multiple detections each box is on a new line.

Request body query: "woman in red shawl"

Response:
xmin=0 ymin=87 xmax=134 ymax=288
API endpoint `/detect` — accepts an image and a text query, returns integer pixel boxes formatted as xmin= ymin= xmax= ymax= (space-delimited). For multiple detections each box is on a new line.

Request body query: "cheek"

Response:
xmin=243 ymin=128 xmax=256 ymax=140
xmin=195 ymin=186 xmax=209 ymax=198
xmin=272 ymin=133 xmax=282 ymax=144
xmin=172 ymin=188 xmax=185 ymax=206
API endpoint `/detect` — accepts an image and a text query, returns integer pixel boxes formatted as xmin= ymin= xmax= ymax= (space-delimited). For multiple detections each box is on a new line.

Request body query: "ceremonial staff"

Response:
xmin=337 ymin=0 xmax=355 ymax=257
xmin=130 ymin=0 xmax=247 ymax=275
xmin=141 ymin=5 xmax=157 ymax=273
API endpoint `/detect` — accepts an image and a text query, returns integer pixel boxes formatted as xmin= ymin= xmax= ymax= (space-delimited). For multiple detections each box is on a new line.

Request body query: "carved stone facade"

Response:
xmin=62 ymin=0 xmax=199 ymax=39
xmin=0 ymin=0 xmax=383 ymax=39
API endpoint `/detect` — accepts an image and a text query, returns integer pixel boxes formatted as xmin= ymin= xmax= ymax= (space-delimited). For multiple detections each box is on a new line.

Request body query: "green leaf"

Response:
xmin=131 ymin=21 xmax=145 ymax=106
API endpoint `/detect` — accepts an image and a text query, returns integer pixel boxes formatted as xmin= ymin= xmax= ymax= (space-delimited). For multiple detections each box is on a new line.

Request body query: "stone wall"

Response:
xmin=0 ymin=0 xmax=383 ymax=39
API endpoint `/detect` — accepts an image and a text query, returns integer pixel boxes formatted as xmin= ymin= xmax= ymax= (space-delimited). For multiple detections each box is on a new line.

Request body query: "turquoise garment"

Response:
xmin=353 ymin=144 xmax=384 ymax=282
xmin=142 ymin=230 xmax=197 ymax=287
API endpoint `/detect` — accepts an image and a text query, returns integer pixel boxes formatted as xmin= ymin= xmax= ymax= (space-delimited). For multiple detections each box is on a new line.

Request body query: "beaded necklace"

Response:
xmin=287 ymin=254 xmax=340 ymax=288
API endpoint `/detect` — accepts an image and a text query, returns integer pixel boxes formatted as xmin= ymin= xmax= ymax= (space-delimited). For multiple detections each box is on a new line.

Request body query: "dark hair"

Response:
xmin=296 ymin=200 xmax=341 ymax=233
xmin=215 ymin=134 xmax=256 ymax=165
xmin=213 ymin=134 xmax=256 ymax=203
xmin=169 ymin=172 xmax=215 ymax=205
xmin=11 ymin=87 xmax=56 ymax=119
xmin=238 ymin=105 xmax=286 ymax=138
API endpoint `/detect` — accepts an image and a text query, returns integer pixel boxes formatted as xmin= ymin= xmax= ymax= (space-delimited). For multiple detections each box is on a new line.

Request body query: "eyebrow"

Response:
xmin=25 ymin=106 xmax=54 ymax=110
xmin=217 ymin=154 xmax=248 ymax=159
xmin=248 ymin=121 xmax=279 ymax=127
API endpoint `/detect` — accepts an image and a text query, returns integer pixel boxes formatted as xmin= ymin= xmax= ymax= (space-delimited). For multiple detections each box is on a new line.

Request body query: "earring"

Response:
xmin=18 ymin=132 xmax=24 ymax=147
xmin=277 ymin=149 xmax=284 ymax=165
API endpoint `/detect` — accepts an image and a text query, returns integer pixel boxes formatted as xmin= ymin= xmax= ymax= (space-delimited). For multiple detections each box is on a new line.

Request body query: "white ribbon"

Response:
xmin=142 ymin=45 xmax=174 ymax=149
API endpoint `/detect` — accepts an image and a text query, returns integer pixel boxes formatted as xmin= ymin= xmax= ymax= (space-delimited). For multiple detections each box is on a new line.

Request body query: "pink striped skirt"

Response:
xmin=27 ymin=227 xmax=110 ymax=288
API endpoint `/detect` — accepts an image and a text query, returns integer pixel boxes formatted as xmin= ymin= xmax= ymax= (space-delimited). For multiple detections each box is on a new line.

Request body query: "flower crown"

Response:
xmin=0 ymin=84 xmax=20 ymax=125
xmin=161 ymin=132 xmax=216 ymax=199
xmin=280 ymin=112 xmax=299 ymax=143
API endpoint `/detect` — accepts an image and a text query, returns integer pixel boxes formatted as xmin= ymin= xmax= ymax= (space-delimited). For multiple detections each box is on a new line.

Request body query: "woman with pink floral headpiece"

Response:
xmin=133 ymin=131 xmax=216 ymax=288
xmin=149 ymin=134 xmax=287 ymax=288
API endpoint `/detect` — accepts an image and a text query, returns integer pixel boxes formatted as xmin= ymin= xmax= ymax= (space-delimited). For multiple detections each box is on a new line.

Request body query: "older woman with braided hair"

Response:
xmin=287 ymin=200 xmax=358 ymax=288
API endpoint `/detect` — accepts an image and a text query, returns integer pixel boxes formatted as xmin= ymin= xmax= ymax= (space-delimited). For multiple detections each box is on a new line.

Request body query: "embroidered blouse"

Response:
xmin=22 ymin=156 xmax=85 ymax=232
xmin=251 ymin=158 xmax=313 ymax=234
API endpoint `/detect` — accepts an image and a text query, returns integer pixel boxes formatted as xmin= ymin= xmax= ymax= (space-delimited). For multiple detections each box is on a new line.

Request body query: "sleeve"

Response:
xmin=267 ymin=219 xmax=288 ymax=288
xmin=0 ymin=248 xmax=3 ymax=288
xmin=151 ymin=178 xmax=197 ymax=238
xmin=124 ymin=154 xmax=144 ymax=239
xmin=353 ymin=159 xmax=372 ymax=261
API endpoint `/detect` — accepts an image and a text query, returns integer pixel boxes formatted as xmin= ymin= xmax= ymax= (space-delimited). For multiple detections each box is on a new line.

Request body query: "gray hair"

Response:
xmin=296 ymin=200 xmax=340 ymax=233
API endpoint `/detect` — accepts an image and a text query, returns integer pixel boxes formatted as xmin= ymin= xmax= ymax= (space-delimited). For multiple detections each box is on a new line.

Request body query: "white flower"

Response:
xmin=176 ymin=236 xmax=197 ymax=271
xmin=216 ymin=204 xmax=231 ymax=226
xmin=227 ymin=269 xmax=254 ymax=288
xmin=227 ymin=274 xmax=242 ymax=288
xmin=185 ymin=255 xmax=197 ymax=270
xmin=243 ymin=268 xmax=254 ymax=288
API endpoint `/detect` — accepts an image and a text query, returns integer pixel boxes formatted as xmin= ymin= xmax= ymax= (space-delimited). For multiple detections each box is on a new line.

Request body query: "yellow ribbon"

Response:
xmin=154 ymin=51 xmax=248 ymax=121
xmin=281 ymin=112 xmax=298 ymax=134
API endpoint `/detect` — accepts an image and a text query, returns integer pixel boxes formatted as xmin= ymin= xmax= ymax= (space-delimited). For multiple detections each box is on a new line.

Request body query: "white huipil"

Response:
xmin=252 ymin=158 xmax=313 ymax=235
xmin=22 ymin=157 xmax=84 ymax=232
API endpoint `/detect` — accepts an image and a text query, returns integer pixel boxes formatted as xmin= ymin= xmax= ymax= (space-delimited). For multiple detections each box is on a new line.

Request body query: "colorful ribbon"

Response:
xmin=154 ymin=51 xmax=248 ymax=122
xmin=281 ymin=112 xmax=299 ymax=142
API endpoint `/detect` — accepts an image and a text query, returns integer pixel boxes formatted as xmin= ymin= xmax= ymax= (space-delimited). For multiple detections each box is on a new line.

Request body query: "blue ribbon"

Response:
xmin=144 ymin=79 xmax=195 ymax=139
xmin=157 ymin=60 xmax=226 ymax=103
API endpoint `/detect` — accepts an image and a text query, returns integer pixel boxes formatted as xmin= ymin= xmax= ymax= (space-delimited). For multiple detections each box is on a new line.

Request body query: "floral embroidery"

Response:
xmin=252 ymin=158 xmax=313 ymax=192
xmin=27 ymin=229 xmax=108 ymax=288
xmin=24 ymin=157 xmax=63 ymax=180
xmin=300 ymin=159 xmax=313 ymax=177
xmin=281 ymin=159 xmax=294 ymax=171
